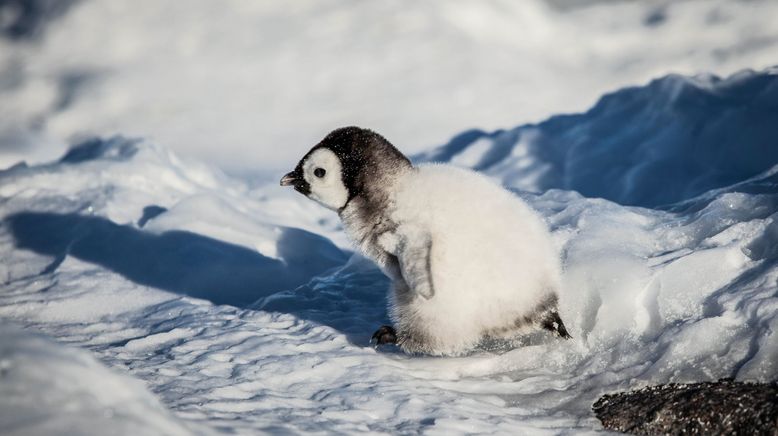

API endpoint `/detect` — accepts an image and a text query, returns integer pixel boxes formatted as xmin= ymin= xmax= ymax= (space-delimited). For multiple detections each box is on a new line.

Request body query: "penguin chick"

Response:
xmin=281 ymin=126 xmax=570 ymax=356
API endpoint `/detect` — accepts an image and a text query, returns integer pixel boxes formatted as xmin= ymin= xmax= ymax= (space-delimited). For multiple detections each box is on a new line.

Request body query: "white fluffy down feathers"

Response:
xmin=283 ymin=128 xmax=566 ymax=355
xmin=379 ymin=164 xmax=563 ymax=355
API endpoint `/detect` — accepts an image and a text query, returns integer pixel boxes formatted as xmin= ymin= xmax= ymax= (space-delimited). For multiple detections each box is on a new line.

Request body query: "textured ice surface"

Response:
xmin=1 ymin=71 xmax=777 ymax=434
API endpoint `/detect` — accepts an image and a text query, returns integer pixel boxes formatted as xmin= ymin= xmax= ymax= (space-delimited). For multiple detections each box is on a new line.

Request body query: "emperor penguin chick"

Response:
xmin=281 ymin=126 xmax=570 ymax=356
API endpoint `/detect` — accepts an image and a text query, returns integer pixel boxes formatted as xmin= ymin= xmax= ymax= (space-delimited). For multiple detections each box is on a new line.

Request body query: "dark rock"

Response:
xmin=593 ymin=379 xmax=778 ymax=435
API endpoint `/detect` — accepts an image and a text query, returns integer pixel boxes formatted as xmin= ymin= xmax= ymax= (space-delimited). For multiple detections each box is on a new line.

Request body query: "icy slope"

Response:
xmin=1 ymin=73 xmax=777 ymax=433
xmin=418 ymin=68 xmax=778 ymax=207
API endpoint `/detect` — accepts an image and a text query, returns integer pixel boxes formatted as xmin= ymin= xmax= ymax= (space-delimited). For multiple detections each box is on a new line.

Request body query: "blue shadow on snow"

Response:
xmin=5 ymin=212 xmax=350 ymax=309
xmin=5 ymin=211 xmax=393 ymax=343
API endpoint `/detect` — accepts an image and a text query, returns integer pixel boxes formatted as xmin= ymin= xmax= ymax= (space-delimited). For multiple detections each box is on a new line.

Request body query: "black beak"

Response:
xmin=280 ymin=170 xmax=311 ymax=195
xmin=280 ymin=171 xmax=298 ymax=186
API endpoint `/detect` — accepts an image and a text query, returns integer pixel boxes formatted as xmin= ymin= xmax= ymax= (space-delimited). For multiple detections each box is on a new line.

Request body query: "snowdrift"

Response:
xmin=418 ymin=68 xmax=778 ymax=207
xmin=1 ymin=137 xmax=347 ymax=308
xmin=0 ymin=328 xmax=194 ymax=436
xmin=0 ymin=69 xmax=777 ymax=434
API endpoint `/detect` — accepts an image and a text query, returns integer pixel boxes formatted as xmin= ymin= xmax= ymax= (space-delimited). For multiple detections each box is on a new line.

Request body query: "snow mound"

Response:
xmin=418 ymin=68 xmax=778 ymax=208
xmin=0 ymin=328 xmax=194 ymax=436
xmin=0 ymin=136 xmax=348 ymax=308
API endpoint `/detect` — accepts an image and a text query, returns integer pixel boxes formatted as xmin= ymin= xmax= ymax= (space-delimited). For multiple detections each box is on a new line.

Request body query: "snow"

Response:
xmin=418 ymin=68 xmax=778 ymax=208
xmin=2 ymin=0 xmax=778 ymax=173
xmin=1 ymin=66 xmax=777 ymax=434
xmin=2 ymin=1 xmax=778 ymax=431
xmin=0 ymin=328 xmax=194 ymax=436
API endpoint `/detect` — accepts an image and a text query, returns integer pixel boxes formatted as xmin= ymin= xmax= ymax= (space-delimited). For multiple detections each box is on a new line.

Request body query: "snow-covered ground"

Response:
xmin=0 ymin=328 xmax=193 ymax=436
xmin=2 ymin=0 xmax=778 ymax=174
xmin=1 ymin=66 xmax=777 ymax=434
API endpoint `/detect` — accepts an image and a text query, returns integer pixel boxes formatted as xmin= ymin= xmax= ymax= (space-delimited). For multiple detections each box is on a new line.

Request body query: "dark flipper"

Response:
xmin=371 ymin=325 xmax=398 ymax=345
xmin=540 ymin=310 xmax=572 ymax=339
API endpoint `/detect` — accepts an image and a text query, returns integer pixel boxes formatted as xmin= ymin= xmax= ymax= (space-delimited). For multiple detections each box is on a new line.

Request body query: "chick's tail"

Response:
xmin=540 ymin=310 xmax=572 ymax=339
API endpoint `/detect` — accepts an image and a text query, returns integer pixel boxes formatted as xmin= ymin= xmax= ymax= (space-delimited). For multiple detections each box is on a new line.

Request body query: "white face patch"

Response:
xmin=303 ymin=148 xmax=349 ymax=211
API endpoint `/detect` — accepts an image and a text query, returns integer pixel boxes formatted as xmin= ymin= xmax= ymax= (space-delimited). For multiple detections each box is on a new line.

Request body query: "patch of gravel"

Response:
xmin=593 ymin=379 xmax=778 ymax=435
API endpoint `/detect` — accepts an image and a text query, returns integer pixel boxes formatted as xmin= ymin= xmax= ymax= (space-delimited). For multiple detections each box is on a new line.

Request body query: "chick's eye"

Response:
xmin=314 ymin=168 xmax=326 ymax=178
